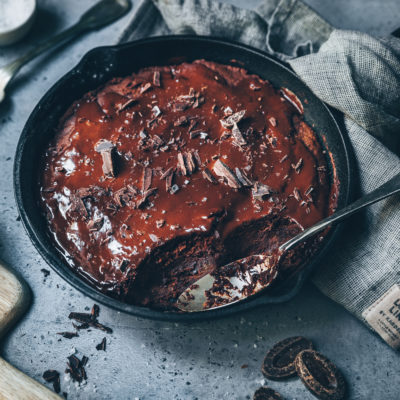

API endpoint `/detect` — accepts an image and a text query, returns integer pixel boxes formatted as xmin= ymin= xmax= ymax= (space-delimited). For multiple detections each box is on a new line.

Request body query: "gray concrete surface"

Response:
xmin=0 ymin=0 xmax=399 ymax=399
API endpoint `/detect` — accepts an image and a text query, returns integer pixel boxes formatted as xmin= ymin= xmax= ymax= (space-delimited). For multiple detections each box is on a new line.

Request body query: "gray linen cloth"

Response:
xmin=119 ymin=0 xmax=400 ymax=346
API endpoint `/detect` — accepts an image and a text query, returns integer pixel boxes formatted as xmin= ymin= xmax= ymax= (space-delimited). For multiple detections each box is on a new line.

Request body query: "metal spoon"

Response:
xmin=0 ymin=0 xmax=131 ymax=103
xmin=177 ymin=172 xmax=400 ymax=312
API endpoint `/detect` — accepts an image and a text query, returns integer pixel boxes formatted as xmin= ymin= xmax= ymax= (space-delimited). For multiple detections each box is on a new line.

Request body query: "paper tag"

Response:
xmin=362 ymin=284 xmax=400 ymax=350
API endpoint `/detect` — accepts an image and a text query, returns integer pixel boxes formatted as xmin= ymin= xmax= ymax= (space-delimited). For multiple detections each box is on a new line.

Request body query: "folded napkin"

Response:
xmin=119 ymin=0 xmax=400 ymax=349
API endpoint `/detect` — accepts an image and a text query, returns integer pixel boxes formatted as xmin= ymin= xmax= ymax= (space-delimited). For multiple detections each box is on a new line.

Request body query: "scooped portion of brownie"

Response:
xmin=39 ymin=60 xmax=337 ymax=309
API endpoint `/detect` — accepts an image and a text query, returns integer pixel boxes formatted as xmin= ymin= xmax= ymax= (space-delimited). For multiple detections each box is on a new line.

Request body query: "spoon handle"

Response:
xmin=280 ymin=172 xmax=400 ymax=252
xmin=0 ymin=0 xmax=130 ymax=90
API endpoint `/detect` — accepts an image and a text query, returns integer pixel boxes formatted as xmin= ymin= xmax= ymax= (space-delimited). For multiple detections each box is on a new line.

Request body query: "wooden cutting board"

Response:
xmin=0 ymin=260 xmax=61 ymax=400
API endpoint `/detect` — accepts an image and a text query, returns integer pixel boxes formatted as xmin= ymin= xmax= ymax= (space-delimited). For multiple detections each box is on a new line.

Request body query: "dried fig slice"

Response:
xmin=262 ymin=336 xmax=313 ymax=380
xmin=253 ymin=386 xmax=284 ymax=400
xmin=295 ymin=349 xmax=346 ymax=400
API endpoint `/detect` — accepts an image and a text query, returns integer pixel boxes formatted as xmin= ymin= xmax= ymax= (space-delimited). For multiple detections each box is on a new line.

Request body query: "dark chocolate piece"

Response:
xmin=262 ymin=336 xmax=314 ymax=380
xmin=253 ymin=387 xmax=283 ymax=400
xmin=295 ymin=350 xmax=346 ymax=400
xmin=96 ymin=337 xmax=107 ymax=351
xmin=213 ymin=159 xmax=242 ymax=189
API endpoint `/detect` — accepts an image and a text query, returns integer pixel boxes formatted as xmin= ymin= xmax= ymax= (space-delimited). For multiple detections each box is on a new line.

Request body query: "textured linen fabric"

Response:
xmin=119 ymin=0 xmax=400 ymax=341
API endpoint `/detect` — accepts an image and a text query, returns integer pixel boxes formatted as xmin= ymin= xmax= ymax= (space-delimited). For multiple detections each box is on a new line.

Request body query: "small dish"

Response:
xmin=0 ymin=0 xmax=36 ymax=46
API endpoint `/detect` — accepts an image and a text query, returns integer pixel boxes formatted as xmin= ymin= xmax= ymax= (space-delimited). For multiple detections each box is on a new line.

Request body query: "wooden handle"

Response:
xmin=0 ymin=261 xmax=61 ymax=399
xmin=0 ymin=358 xmax=61 ymax=400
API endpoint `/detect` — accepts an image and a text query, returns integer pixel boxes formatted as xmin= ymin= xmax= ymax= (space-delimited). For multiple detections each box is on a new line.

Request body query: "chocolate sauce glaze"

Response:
xmin=39 ymin=60 xmax=337 ymax=309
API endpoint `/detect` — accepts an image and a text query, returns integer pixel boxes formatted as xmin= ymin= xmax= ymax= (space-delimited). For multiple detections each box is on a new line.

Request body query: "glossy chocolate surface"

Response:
xmin=39 ymin=60 xmax=336 ymax=308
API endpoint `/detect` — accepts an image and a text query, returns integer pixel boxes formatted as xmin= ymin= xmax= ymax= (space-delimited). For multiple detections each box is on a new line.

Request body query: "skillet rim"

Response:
xmin=13 ymin=35 xmax=353 ymax=321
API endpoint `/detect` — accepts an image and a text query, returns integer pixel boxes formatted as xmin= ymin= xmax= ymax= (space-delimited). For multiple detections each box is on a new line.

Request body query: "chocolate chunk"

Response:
xmin=96 ymin=337 xmax=107 ymax=351
xmin=219 ymin=109 xmax=246 ymax=128
xmin=70 ymin=195 xmax=89 ymax=220
xmin=213 ymin=159 xmax=242 ymax=189
xmin=95 ymin=140 xmax=116 ymax=178
xmin=252 ymin=182 xmax=274 ymax=201
xmin=231 ymin=122 xmax=247 ymax=146
xmin=153 ymin=71 xmax=161 ymax=87
xmin=253 ymin=387 xmax=283 ymax=400
xmin=235 ymin=168 xmax=253 ymax=187
xmin=202 ymin=168 xmax=217 ymax=184
xmin=262 ymin=336 xmax=314 ymax=380
xmin=142 ymin=167 xmax=153 ymax=192
xmin=43 ymin=370 xmax=61 ymax=394
xmin=43 ymin=369 xmax=59 ymax=382
xmin=295 ymin=350 xmax=346 ymax=400
xmin=57 ymin=331 xmax=79 ymax=339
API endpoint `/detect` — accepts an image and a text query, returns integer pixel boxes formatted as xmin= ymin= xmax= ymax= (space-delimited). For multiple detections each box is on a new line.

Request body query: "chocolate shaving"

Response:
xmin=66 ymin=355 xmax=88 ymax=383
xmin=186 ymin=152 xmax=197 ymax=174
xmin=160 ymin=167 xmax=173 ymax=180
xmin=291 ymin=158 xmax=303 ymax=174
xmin=95 ymin=140 xmax=116 ymax=178
xmin=174 ymin=116 xmax=189 ymax=126
xmin=213 ymin=159 xmax=242 ymax=189
xmin=57 ymin=331 xmax=79 ymax=339
xmin=91 ymin=304 xmax=99 ymax=319
xmin=235 ymin=168 xmax=253 ymax=187
xmin=87 ymin=217 xmax=104 ymax=231
xmin=137 ymin=188 xmax=157 ymax=209
xmin=140 ymin=82 xmax=152 ymax=94
xmin=193 ymin=150 xmax=202 ymax=166
xmin=116 ymin=98 xmax=136 ymax=113
xmin=68 ymin=305 xmax=113 ymax=333
xmin=142 ymin=167 xmax=153 ymax=192
xmin=96 ymin=337 xmax=107 ymax=351
xmin=219 ymin=110 xmax=245 ymax=128
xmin=293 ymin=187 xmax=302 ymax=202
xmin=188 ymin=119 xmax=198 ymax=133
xmin=153 ymin=71 xmax=161 ymax=87
xmin=252 ymin=182 xmax=273 ymax=201
xmin=202 ymin=168 xmax=217 ymax=184
xmin=177 ymin=152 xmax=188 ymax=176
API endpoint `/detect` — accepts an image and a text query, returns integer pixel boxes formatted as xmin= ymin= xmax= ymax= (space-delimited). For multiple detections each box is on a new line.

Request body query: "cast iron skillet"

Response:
xmin=14 ymin=36 xmax=352 ymax=321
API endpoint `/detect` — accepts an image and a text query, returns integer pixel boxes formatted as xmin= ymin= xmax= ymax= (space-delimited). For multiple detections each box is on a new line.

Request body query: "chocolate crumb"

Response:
xmin=57 ymin=331 xmax=79 ymax=339
xmin=96 ymin=337 xmax=107 ymax=351
xmin=41 ymin=268 xmax=50 ymax=278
